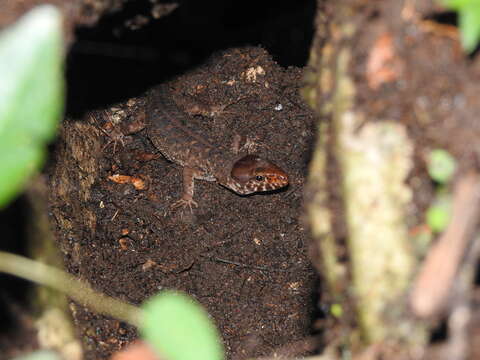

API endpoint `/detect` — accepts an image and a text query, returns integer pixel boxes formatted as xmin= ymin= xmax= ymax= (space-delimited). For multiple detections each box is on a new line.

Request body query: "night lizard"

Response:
xmin=146 ymin=86 xmax=289 ymax=209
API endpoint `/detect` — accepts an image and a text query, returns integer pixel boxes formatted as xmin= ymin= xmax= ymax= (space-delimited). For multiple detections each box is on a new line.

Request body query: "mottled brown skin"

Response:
xmin=147 ymin=86 xmax=289 ymax=208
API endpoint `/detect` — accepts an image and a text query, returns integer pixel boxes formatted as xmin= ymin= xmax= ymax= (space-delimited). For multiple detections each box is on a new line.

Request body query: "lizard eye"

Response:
xmin=255 ymin=175 xmax=264 ymax=182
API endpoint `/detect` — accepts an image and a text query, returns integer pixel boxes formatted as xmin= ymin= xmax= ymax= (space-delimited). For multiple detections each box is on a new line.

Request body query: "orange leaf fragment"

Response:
xmin=108 ymin=174 xmax=146 ymax=190
xmin=366 ymin=32 xmax=402 ymax=90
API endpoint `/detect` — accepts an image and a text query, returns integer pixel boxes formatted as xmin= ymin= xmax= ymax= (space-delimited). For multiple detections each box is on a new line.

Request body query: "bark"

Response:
xmin=304 ymin=0 xmax=428 ymax=356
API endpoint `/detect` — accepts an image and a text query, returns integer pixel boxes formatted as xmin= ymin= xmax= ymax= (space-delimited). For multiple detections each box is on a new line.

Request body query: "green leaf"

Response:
xmin=141 ymin=291 xmax=224 ymax=360
xmin=442 ymin=0 xmax=473 ymax=10
xmin=427 ymin=149 xmax=456 ymax=184
xmin=426 ymin=194 xmax=452 ymax=233
xmin=440 ymin=0 xmax=480 ymax=52
xmin=0 ymin=5 xmax=64 ymax=208
xmin=459 ymin=3 xmax=480 ymax=52
xmin=330 ymin=303 xmax=343 ymax=318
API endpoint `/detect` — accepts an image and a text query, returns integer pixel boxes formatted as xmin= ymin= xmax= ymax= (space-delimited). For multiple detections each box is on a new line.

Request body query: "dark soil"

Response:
xmin=48 ymin=46 xmax=318 ymax=359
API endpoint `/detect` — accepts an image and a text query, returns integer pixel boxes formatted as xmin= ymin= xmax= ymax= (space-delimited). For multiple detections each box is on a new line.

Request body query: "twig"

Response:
xmin=0 ymin=251 xmax=142 ymax=327
xmin=446 ymin=232 xmax=480 ymax=360
xmin=204 ymin=256 xmax=289 ymax=272
xmin=410 ymin=172 xmax=480 ymax=318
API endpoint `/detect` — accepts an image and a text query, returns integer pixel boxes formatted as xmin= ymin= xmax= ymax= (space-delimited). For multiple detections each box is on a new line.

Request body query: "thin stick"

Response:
xmin=446 ymin=232 xmax=480 ymax=360
xmin=207 ymin=256 xmax=289 ymax=272
xmin=410 ymin=172 xmax=480 ymax=318
xmin=0 ymin=251 xmax=143 ymax=327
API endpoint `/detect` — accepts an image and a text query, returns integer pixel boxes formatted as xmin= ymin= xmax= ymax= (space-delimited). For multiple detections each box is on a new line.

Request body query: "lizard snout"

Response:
xmin=231 ymin=155 xmax=289 ymax=194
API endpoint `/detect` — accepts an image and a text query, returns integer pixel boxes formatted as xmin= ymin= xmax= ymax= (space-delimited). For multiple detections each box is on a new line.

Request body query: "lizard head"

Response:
xmin=229 ymin=155 xmax=289 ymax=195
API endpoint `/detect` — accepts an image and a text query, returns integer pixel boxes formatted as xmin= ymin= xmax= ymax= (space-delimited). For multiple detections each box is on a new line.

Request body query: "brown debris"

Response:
xmin=108 ymin=174 xmax=147 ymax=190
xmin=366 ymin=32 xmax=403 ymax=90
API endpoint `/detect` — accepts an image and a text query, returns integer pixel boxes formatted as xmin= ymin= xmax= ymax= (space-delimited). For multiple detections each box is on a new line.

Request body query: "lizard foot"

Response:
xmin=171 ymin=198 xmax=198 ymax=213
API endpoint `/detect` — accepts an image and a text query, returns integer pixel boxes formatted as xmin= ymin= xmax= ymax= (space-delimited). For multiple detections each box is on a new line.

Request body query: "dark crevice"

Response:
xmin=66 ymin=0 xmax=315 ymax=115
xmin=424 ymin=11 xmax=457 ymax=27
xmin=0 ymin=197 xmax=36 ymax=352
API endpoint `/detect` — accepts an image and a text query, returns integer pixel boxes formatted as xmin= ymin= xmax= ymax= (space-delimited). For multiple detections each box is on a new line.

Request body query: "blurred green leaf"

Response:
xmin=427 ymin=149 xmax=456 ymax=184
xmin=330 ymin=303 xmax=343 ymax=318
xmin=443 ymin=0 xmax=474 ymax=9
xmin=441 ymin=0 xmax=480 ymax=52
xmin=141 ymin=291 xmax=224 ymax=360
xmin=426 ymin=193 xmax=452 ymax=232
xmin=0 ymin=5 xmax=64 ymax=208
xmin=459 ymin=3 xmax=480 ymax=52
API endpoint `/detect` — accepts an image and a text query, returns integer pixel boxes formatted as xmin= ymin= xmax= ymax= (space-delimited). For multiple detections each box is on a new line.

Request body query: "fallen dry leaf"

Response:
xmin=108 ymin=174 xmax=147 ymax=190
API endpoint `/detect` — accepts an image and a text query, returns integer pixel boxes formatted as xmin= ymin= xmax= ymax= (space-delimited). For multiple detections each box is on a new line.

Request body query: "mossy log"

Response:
xmin=304 ymin=0 xmax=428 ymax=356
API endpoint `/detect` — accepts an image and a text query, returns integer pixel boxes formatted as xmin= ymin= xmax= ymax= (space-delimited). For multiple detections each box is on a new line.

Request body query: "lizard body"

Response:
xmin=147 ymin=86 xmax=288 ymax=208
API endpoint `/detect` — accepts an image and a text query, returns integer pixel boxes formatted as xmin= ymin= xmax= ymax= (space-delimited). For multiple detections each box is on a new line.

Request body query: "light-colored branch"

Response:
xmin=0 ymin=251 xmax=143 ymax=327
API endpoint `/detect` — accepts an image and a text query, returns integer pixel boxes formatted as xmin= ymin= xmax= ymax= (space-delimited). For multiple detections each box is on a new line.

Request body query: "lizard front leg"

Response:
xmin=171 ymin=166 xmax=199 ymax=211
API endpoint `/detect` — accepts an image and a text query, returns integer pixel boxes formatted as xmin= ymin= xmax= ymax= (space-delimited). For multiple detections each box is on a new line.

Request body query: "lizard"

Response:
xmin=146 ymin=85 xmax=289 ymax=209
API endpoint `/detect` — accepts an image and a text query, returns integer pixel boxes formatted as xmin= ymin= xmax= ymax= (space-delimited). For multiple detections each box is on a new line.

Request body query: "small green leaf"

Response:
xmin=427 ymin=149 xmax=456 ymax=184
xmin=426 ymin=194 xmax=452 ymax=232
xmin=0 ymin=5 xmax=64 ymax=208
xmin=459 ymin=4 xmax=480 ymax=52
xmin=141 ymin=291 xmax=224 ymax=360
xmin=330 ymin=303 xmax=343 ymax=318
xmin=440 ymin=0 xmax=480 ymax=52
xmin=442 ymin=0 xmax=473 ymax=10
